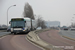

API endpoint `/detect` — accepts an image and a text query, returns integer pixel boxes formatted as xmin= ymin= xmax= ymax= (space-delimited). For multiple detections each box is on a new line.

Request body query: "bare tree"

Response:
xmin=41 ymin=20 xmax=47 ymax=29
xmin=37 ymin=16 xmax=42 ymax=27
xmin=36 ymin=15 xmax=47 ymax=29
xmin=23 ymin=2 xmax=35 ymax=19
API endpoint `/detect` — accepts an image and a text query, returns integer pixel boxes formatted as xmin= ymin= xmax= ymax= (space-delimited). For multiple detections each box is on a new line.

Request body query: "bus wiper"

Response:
xmin=13 ymin=26 xmax=18 ymax=28
xmin=18 ymin=26 xmax=23 ymax=28
xmin=13 ymin=26 xmax=23 ymax=28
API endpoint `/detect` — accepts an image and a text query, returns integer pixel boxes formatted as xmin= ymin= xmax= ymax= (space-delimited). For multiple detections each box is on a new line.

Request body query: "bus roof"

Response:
xmin=11 ymin=17 xmax=35 ymax=21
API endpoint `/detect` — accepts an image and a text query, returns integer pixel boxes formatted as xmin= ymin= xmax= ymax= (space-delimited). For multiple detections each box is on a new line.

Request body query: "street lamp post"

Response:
xmin=7 ymin=5 xmax=16 ymax=28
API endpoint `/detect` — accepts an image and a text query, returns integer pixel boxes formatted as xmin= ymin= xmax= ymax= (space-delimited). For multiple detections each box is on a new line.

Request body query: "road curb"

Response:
xmin=26 ymin=35 xmax=50 ymax=50
xmin=62 ymin=35 xmax=75 ymax=41
xmin=26 ymin=29 xmax=62 ymax=50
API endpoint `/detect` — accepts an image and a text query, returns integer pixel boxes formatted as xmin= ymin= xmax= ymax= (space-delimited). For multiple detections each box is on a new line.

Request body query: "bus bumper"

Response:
xmin=11 ymin=30 xmax=28 ymax=33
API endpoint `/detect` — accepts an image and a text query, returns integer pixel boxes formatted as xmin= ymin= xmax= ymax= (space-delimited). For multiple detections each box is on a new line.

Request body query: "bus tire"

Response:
xmin=14 ymin=33 xmax=16 ymax=35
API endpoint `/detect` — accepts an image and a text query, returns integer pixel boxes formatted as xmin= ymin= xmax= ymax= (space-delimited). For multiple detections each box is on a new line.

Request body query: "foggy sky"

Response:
xmin=0 ymin=0 xmax=75 ymax=26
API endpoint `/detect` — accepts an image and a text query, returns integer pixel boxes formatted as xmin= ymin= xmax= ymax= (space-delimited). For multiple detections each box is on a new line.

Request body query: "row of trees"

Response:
xmin=36 ymin=16 xmax=47 ymax=29
xmin=0 ymin=25 xmax=7 ymax=28
xmin=23 ymin=2 xmax=47 ymax=29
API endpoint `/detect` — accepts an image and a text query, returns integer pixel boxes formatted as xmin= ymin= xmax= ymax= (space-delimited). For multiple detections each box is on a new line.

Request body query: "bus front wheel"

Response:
xmin=11 ymin=32 xmax=13 ymax=34
xmin=14 ymin=33 xmax=16 ymax=35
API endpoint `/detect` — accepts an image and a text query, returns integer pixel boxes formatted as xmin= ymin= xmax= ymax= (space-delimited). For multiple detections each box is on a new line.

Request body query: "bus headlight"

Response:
xmin=23 ymin=30 xmax=25 ymax=31
xmin=11 ymin=28 xmax=13 ymax=32
xmin=22 ymin=28 xmax=25 ymax=31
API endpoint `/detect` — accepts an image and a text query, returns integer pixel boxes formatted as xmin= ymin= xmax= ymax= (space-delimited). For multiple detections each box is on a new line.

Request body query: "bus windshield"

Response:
xmin=11 ymin=21 xmax=25 ymax=28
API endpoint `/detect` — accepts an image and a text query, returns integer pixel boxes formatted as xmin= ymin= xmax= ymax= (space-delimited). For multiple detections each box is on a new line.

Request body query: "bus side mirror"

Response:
xmin=9 ymin=21 xmax=11 ymax=24
xmin=25 ymin=21 xmax=26 ymax=23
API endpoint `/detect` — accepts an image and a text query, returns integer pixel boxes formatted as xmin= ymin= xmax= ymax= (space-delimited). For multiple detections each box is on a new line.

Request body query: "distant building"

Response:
xmin=45 ymin=21 xmax=60 ymax=28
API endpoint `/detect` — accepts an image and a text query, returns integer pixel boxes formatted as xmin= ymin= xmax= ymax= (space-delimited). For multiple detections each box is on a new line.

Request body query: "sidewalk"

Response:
xmin=26 ymin=29 xmax=62 ymax=50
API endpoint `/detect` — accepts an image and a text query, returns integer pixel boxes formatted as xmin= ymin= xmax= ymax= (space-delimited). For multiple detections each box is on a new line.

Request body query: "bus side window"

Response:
xmin=25 ymin=21 xmax=27 ymax=26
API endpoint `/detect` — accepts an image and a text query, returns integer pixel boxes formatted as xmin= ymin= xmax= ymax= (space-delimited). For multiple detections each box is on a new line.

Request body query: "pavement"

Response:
xmin=38 ymin=30 xmax=75 ymax=50
xmin=1 ymin=29 xmax=75 ymax=50
xmin=26 ymin=29 xmax=62 ymax=50
xmin=27 ymin=29 xmax=75 ymax=50
xmin=59 ymin=30 xmax=75 ymax=41
xmin=0 ymin=34 xmax=42 ymax=50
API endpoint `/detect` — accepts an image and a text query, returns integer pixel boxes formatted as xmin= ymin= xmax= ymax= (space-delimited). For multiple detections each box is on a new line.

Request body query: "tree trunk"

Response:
xmin=31 ymin=18 xmax=32 ymax=31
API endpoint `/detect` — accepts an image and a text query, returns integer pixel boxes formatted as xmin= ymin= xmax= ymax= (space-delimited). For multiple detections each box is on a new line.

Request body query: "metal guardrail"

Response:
xmin=0 ymin=28 xmax=7 ymax=30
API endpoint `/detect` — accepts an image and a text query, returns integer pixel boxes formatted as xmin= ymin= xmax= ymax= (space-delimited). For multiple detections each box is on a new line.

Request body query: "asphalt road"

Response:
xmin=0 ymin=34 xmax=41 ymax=50
xmin=60 ymin=30 xmax=75 ymax=39
xmin=0 ymin=32 xmax=10 ymax=36
xmin=38 ymin=30 xmax=75 ymax=50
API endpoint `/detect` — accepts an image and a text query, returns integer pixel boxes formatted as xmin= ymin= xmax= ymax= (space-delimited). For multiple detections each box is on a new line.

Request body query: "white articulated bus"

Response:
xmin=9 ymin=17 xmax=36 ymax=34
